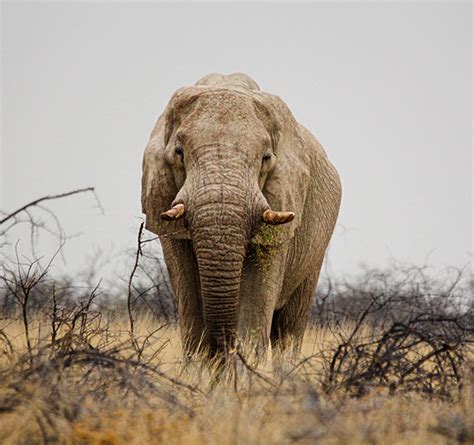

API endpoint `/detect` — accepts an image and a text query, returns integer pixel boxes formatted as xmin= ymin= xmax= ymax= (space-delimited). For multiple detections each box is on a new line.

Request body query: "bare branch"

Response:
xmin=0 ymin=187 xmax=96 ymax=226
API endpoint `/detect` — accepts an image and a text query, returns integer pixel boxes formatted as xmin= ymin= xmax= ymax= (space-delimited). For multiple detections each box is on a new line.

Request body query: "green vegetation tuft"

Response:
xmin=249 ymin=223 xmax=284 ymax=276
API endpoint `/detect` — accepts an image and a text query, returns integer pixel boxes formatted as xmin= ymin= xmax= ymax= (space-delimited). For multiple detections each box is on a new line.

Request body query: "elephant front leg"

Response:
xmin=238 ymin=253 xmax=288 ymax=362
xmin=160 ymin=238 xmax=205 ymax=358
xmin=270 ymin=267 xmax=320 ymax=358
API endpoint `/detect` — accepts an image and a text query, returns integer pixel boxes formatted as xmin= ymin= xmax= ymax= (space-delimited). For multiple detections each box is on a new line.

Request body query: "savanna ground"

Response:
xmin=1 ymin=189 xmax=473 ymax=444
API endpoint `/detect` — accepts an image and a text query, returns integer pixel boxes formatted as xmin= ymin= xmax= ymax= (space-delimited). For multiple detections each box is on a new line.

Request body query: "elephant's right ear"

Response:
xmin=141 ymin=115 xmax=182 ymax=237
xmin=141 ymin=89 xmax=198 ymax=238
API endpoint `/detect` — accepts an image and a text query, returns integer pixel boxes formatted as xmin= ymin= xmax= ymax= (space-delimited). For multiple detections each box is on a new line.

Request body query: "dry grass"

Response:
xmin=0 ymin=314 xmax=472 ymax=445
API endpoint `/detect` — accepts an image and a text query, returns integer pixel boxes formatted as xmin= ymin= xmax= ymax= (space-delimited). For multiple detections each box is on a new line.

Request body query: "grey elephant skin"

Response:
xmin=141 ymin=73 xmax=341 ymax=359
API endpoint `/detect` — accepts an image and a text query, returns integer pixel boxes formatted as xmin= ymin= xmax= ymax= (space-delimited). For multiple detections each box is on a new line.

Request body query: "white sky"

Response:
xmin=1 ymin=2 xmax=472 ymax=279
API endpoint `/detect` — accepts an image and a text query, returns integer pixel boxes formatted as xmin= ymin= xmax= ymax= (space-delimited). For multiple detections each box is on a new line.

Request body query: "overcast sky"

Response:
xmin=1 ymin=2 xmax=472 ymax=280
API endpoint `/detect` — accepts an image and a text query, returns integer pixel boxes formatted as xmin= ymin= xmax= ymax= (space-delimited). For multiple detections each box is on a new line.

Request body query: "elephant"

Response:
xmin=141 ymin=73 xmax=341 ymax=360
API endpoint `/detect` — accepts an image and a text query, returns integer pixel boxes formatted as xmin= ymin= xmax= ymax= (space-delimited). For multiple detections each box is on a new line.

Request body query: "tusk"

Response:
xmin=262 ymin=209 xmax=295 ymax=225
xmin=161 ymin=203 xmax=185 ymax=221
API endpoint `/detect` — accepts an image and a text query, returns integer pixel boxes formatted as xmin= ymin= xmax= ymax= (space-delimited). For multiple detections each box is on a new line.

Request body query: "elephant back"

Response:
xmin=195 ymin=73 xmax=261 ymax=91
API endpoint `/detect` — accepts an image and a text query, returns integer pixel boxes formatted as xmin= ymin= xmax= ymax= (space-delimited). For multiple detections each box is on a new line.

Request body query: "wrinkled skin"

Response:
xmin=141 ymin=73 xmax=341 ymax=360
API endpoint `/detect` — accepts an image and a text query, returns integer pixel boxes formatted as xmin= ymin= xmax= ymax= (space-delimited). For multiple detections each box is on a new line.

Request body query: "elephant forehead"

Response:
xmin=193 ymin=91 xmax=254 ymax=118
xmin=179 ymin=91 xmax=269 ymax=141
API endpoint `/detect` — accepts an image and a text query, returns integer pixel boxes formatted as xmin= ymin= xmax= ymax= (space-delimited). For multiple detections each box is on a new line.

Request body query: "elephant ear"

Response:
xmin=254 ymin=93 xmax=311 ymax=239
xmin=141 ymin=88 xmax=198 ymax=239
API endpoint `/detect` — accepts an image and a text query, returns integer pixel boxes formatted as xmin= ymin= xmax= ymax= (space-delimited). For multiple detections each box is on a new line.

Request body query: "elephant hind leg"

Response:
xmin=270 ymin=268 xmax=320 ymax=357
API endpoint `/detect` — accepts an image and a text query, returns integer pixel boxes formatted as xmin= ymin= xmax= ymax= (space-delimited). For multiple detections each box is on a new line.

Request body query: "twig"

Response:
xmin=0 ymin=187 xmax=96 ymax=225
xmin=127 ymin=221 xmax=145 ymax=352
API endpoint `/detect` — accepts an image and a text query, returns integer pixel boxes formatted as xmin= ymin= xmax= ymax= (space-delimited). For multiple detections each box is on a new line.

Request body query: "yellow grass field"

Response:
xmin=0 ymin=314 xmax=472 ymax=445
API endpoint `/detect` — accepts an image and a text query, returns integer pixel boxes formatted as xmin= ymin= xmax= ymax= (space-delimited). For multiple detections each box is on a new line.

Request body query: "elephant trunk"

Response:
xmin=190 ymin=177 xmax=251 ymax=356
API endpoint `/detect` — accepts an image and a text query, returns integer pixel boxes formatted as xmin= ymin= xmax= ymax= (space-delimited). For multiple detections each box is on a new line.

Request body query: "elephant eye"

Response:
xmin=262 ymin=153 xmax=272 ymax=161
xmin=175 ymin=145 xmax=184 ymax=156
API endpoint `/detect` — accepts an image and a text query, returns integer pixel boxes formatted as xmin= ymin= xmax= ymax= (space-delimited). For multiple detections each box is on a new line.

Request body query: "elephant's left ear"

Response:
xmin=254 ymin=93 xmax=311 ymax=239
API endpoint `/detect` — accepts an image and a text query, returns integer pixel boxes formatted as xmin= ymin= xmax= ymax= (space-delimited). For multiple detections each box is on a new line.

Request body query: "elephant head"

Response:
xmin=142 ymin=75 xmax=311 ymax=356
